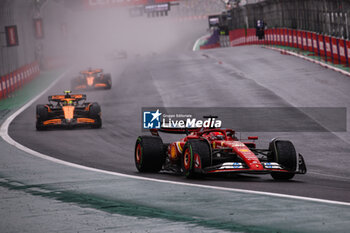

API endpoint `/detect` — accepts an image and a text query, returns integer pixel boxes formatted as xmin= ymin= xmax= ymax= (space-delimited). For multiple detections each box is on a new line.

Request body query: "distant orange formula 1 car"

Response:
xmin=71 ymin=68 xmax=112 ymax=91
xmin=36 ymin=91 xmax=102 ymax=130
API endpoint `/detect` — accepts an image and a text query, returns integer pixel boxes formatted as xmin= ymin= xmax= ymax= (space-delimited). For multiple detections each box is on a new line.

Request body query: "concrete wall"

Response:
xmin=0 ymin=0 xmax=70 ymax=76
xmin=0 ymin=0 xmax=36 ymax=75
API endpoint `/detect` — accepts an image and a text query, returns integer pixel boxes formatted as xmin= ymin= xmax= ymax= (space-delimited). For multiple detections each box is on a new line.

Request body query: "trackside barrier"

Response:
xmin=287 ymin=29 xmax=292 ymax=47
xmin=293 ymin=29 xmax=298 ymax=48
xmin=306 ymin=32 xmax=313 ymax=52
xmin=0 ymin=61 xmax=40 ymax=100
xmin=200 ymin=30 xmax=220 ymax=50
xmin=198 ymin=27 xmax=350 ymax=67
xmin=281 ymin=29 xmax=285 ymax=46
xmin=200 ymin=43 xmax=221 ymax=49
xmin=211 ymin=28 xmax=350 ymax=67
xmin=325 ymin=35 xmax=332 ymax=60
xmin=229 ymin=29 xmax=247 ymax=47
xmin=331 ymin=37 xmax=339 ymax=63
xmin=277 ymin=28 xmax=282 ymax=46
xmin=297 ymin=31 xmax=302 ymax=49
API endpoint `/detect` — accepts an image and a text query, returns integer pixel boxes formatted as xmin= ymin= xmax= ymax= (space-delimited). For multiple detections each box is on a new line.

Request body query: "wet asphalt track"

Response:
xmin=9 ymin=28 xmax=350 ymax=203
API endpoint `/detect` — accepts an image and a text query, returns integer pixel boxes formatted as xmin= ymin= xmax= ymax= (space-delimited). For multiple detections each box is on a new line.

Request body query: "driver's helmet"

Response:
xmin=64 ymin=91 xmax=71 ymax=98
xmin=209 ymin=132 xmax=225 ymax=140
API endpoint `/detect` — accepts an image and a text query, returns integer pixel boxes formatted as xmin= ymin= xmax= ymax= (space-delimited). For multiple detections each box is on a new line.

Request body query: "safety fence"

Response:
xmin=263 ymin=28 xmax=349 ymax=65
xmin=0 ymin=61 xmax=40 ymax=101
xmin=201 ymin=28 xmax=350 ymax=67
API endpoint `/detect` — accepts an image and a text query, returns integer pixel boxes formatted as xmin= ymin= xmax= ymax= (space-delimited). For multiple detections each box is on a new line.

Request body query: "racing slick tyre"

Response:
xmin=135 ymin=136 xmax=165 ymax=172
xmin=36 ymin=105 xmax=48 ymax=131
xmin=182 ymin=140 xmax=211 ymax=179
xmin=268 ymin=139 xmax=297 ymax=180
xmin=89 ymin=103 xmax=102 ymax=128
xmin=103 ymin=74 xmax=112 ymax=89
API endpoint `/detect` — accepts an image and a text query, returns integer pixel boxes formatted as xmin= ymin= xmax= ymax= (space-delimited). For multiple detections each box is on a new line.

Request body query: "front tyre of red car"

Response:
xmin=271 ymin=172 xmax=295 ymax=180
xmin=182 ymin=140 xmax=211 ymax=179
xmin=135 ymin=136 xmax=165 ymax=173
xmin=269 ymin=139 xmax=297 ymax=180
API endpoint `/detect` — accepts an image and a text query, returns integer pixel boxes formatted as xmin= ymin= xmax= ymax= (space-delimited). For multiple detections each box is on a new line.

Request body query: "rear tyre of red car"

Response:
xmin=135 ymin=136 xmax=165 ymax=172
xmin=182 ymin=140 xmax=211 ymax=178
xmin=36 ymin=105 xmax=48 ymax=131
xmin=269 ymin=139 xmax=297 ymax=180
xmin=89 ymin=103 xmax=102 ymax=128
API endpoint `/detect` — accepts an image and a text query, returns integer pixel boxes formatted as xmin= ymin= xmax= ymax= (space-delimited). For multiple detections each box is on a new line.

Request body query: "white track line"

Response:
xmin=1 ymin=70 xmax=350 ymax=207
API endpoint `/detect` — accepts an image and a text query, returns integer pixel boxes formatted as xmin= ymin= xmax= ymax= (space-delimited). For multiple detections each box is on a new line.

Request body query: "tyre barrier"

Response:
xmin=0 ymin=61 xmax=40 ymax=101
xmin=223 ymin=28 xmax=350 ymax=66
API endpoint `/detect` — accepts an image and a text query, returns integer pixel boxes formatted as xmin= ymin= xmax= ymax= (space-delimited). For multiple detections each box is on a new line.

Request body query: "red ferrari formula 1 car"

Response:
xmin=135 ymin=126 xmax=307 ymax=180
xmin=71 ymin=68 xmax=112 ymax=91
xmin=36 ymin=91 xmax=102 ymax=130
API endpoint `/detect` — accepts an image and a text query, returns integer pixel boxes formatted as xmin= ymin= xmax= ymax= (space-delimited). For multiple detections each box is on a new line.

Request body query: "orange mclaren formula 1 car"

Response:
xmin=135 ymin=126 xmax=307 ymax=180
xmin=71 ymin=68 xmax=112 ymax=90
xmin=36 ymin=91 xmax=102 ymax=130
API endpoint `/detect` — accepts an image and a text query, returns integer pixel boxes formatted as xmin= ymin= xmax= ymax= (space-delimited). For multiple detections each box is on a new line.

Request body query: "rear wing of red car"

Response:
xmin=150 ymin=128 xmax=200 ymax=136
